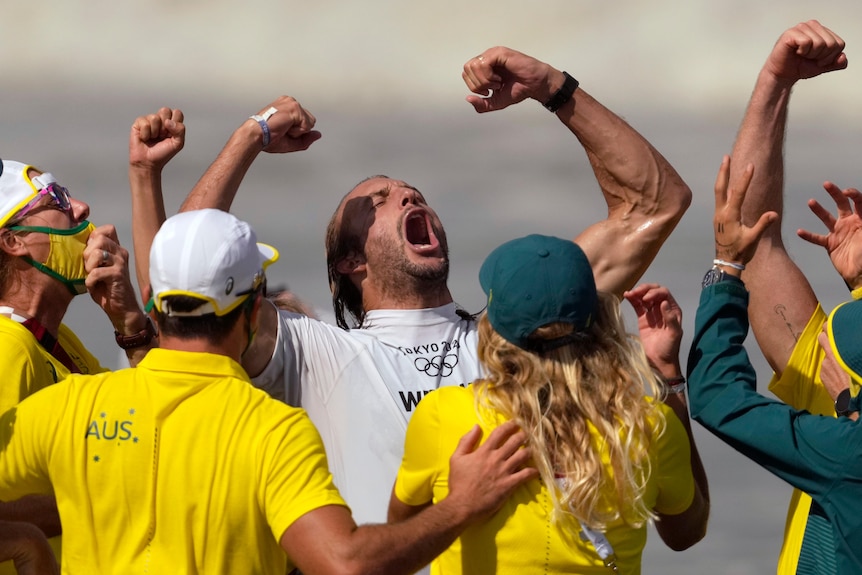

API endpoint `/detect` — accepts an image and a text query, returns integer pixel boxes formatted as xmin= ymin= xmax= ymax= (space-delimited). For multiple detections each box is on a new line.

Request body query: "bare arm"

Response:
xmin=462 ymin=47 xmax=691 ymax=298
xmin=624 ymin=283 xmax=709 ymax=549
xmin=387 ymin=489 xmax=429 ymax=524
xmin=179 ymin=96 xmax=321 ymax=213
xmin=0 ymin=496 xmax=60 ymax=538
xmin=129 ymin=107 xmax=185 ymax=301
xmin=0 ymin=520 xmax=58 ymax=575
xmin=162 ymin=99 xmax=320 ymax=376
xmin=732 ymin=20 xmax=847 ymax=374
xmin=284 ymin=422 xmax=537 ymax=575
xmin=654 ymin=401 xmax=710 ymax=551
xmin=122 ymin=108 xmax=186 ymax=365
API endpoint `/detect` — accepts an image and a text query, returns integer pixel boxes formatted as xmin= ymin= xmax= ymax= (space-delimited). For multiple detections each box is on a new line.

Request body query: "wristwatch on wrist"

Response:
xmin=835 ymin=388 xmax=859 ymax=417
xmin=702 ymin=264 xmax=746 ymax=289
xmin=702 ymin=266 xmax=728 ymax=288
xmin=115 ymin=316 xmax=157 ymax=350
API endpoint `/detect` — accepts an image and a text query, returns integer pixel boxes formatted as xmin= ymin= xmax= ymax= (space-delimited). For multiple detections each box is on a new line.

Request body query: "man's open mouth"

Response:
xmin=404 ymin=210 xmax=440 ymax=252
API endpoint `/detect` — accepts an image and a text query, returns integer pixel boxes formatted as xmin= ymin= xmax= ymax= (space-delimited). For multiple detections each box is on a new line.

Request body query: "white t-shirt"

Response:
xmin=253 ymin=303 xmax=481 ymax=524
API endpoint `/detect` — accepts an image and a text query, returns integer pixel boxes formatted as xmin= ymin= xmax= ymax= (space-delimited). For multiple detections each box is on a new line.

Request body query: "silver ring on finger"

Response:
xmin=101 ymin=249 xmax=110 ymax=267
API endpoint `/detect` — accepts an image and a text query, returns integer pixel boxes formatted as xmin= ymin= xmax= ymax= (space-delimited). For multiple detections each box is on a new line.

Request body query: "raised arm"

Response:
xmin=283 ymin=422 xmax=536 ymax=575
xmin=624 ymin=283 xmax=709 ymax=550
xmin=687 ymin=156 xmax=862 ymax=498
xmin=731 ymin=21 xmax=847 ymax=373
xmin=179 ymin=96 xmax=321 ymax=213
xmin=462 ymin=47 xmax=691 ymax=298
xmin=83 ymin=223 xmax=155 ymax=366
xmin=129 ymin=107 xmax=185 ymax=300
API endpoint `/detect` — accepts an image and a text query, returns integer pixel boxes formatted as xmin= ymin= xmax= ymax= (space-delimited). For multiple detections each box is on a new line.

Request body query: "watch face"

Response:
xmin=836 ymin=388 xmax=853 ymax=415
xmin=702 ymin=267 xmax=725 ymax=288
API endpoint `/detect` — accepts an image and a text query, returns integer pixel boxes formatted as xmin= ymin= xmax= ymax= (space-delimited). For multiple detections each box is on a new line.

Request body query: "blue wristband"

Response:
xmin=249 ymin=106 xmax=278 ymax=148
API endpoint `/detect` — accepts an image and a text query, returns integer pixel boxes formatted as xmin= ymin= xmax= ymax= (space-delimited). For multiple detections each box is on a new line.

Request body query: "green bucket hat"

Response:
xmin=479 ymin=234 xmax=597 ymax=352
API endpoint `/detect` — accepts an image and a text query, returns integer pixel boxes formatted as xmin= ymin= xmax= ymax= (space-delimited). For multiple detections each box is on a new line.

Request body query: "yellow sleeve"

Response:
xmin=261 ymin=409 xmax=348 ymax=542
xmin=767 ymin=305 xmax=834 ymax=415
xmin=0 ymin=331 xmax=48 ymax=414
xmin=394 ymin=389 xmax=443 ymax=507
xmin=0 ymin=382 xmax=69 ymax=499
xmin=652 ymin=403 xmax=696 ymax=516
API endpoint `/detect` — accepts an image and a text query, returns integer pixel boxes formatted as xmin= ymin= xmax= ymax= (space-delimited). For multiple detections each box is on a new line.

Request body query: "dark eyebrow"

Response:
xmin=369 ymin=187 xmax=391 ymax=202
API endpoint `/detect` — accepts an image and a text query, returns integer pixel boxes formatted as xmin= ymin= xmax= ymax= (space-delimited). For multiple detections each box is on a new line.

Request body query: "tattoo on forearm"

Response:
xmin=774 ymin=304 xmax=801 ymax=342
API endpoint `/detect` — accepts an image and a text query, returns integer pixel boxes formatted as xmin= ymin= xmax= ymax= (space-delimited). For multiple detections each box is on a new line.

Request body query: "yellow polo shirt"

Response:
xmin=0 ymin=315 xmax=105 ymax=574
xmin=0 ymin=348 xmax=346 ymax=574
xmin=0 ymin=315 xmax=105 ymax=414
xmin=394 ymin=386 xmax=694 ymax=575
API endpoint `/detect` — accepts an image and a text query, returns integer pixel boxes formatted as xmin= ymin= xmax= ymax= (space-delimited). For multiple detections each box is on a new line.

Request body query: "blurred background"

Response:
xmin=2 ymin=1 xmax=861 ymax=572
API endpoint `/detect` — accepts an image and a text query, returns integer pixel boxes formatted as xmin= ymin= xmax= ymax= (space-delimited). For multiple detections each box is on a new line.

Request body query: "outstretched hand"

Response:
xmin=129 ymin=107 xmax=185 ymax=171
xmin=624 ymin=283 xmax=683 ymax=378
xmin=797 ymin=183 xmax=862 ymax=290
xmin=462 ymin=47 xmax=560 ymax=113
xmin=764 ymin=20 xmax=847 ymax=85
xmin=713 ymin=156 xmax=777 ymax=267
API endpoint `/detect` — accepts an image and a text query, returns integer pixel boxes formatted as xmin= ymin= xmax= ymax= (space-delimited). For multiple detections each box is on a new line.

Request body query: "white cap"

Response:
xmin=0 ymin=160 xmax=40 ymax=228
xmin=149 ymin=209 xmax=279 ymax=317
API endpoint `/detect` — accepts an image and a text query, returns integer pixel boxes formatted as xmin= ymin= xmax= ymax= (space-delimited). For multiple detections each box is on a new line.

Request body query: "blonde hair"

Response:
xmin=475 ymin=291 xmax=665 ymax=531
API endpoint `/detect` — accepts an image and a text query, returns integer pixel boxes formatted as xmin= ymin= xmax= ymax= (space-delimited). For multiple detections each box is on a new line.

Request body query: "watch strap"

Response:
xmin=115 ymin=317 xmax=157 ymax=350
xmin=543 ymin=72 xmax=579 ymax=113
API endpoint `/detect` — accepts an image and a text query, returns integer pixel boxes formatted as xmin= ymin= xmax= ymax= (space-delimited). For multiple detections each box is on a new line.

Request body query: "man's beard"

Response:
xmin=372 ymin=236 xmax=450 ymax=295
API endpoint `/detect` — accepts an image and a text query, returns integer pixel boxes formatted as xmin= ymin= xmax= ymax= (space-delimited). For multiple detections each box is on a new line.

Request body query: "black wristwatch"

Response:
xmin=834 ymin=388 xmax=859 ymax=417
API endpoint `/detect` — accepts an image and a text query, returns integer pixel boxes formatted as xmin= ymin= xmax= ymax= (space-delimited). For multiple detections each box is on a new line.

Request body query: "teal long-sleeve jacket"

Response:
xmin=687 ymin=279 xmax=862 ymax=574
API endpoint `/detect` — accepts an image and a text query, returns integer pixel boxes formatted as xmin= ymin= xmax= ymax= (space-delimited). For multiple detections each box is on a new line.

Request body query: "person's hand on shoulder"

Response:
xmin=443 ymin=422 xmax=537 ymax=525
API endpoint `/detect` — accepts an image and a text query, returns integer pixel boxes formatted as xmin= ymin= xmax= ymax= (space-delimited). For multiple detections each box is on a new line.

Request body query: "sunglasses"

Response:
xmin=13 ymin=173 xmax=73 ymax=221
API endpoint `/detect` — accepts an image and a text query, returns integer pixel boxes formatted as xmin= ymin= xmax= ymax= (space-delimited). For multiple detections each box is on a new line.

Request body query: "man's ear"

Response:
xmin=336 ymin=251 xmax=366 ymax=276
xmin=0 ymin=229 xmax=28 ymax=257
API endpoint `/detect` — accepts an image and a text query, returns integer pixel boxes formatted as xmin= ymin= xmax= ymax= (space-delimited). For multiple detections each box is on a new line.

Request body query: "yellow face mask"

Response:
xmin=9 ymin=220 xmax=95 ymax=295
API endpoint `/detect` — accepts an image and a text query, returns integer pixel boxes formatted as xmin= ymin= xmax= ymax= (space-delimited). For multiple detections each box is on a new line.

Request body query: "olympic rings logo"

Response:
xmin=414 ymin=353 xmax=459 ymax=377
